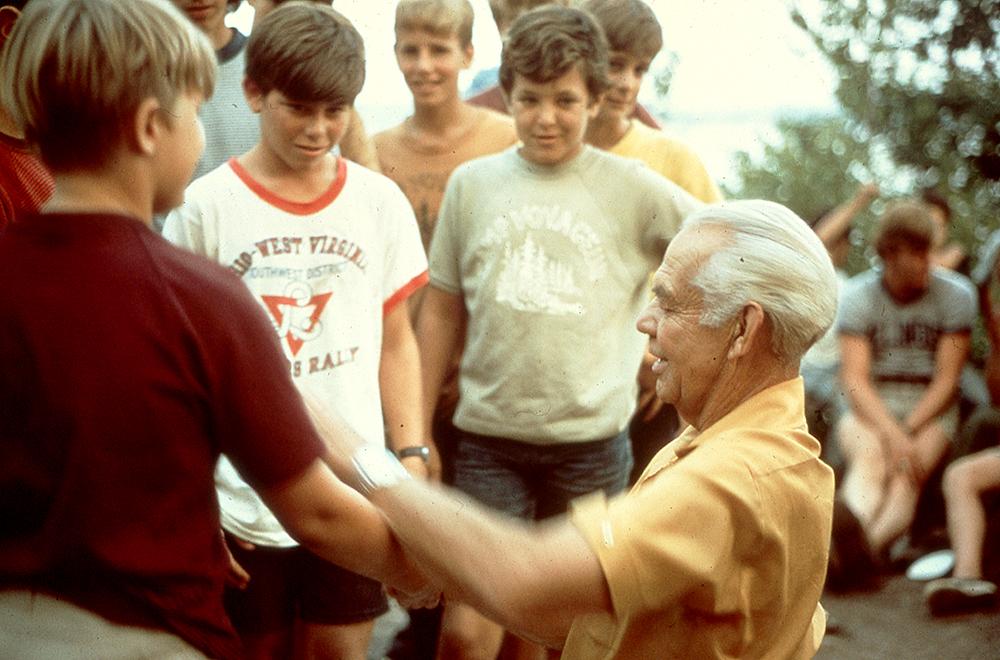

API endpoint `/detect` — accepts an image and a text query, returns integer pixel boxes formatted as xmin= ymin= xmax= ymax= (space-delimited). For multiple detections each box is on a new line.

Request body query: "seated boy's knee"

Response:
xmin=943 ymin=458 xmax=974 ymax=498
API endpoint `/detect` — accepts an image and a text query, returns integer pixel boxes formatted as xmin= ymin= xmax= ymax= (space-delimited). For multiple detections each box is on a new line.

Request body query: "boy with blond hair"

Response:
xmin=0 ymin=1 xmax=435 ymax=658
xmin=164 ymin=3 xmax=430 ymax=658
xmin=418 ymin=6 xmax=700 ymax=657
xmin=375 ymin=0 xmax=516 ymax=259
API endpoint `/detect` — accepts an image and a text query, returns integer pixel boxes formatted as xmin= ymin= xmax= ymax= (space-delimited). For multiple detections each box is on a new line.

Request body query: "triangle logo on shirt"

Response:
xmin=260 ymin=291 xmax=332 ymax=356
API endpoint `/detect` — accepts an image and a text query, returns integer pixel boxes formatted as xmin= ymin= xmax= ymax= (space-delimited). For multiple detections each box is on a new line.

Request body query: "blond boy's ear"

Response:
xmin=462 ymin=42 xmax=474 ymax=69
xmin=243 ymin=78 xmax=265 ymax=113
xmin=0 ymin=6 xmax=19 ymax=50
xmin=132 ymin=97 xmax=164 ymax=157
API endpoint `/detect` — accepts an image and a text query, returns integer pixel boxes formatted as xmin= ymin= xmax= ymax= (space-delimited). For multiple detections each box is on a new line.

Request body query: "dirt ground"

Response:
xmin=818 ymin=575 xmax=1000 ymax=660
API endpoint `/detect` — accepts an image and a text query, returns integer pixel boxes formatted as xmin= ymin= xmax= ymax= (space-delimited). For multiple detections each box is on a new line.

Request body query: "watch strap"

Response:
xmin=396 ymin=445 xmax=430 ymax=462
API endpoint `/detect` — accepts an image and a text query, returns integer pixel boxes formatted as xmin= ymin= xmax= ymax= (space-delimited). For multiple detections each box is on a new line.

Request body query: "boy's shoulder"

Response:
xmin=929 ymin=266 xmax=976 ymax=302
xmin=449 ymin=147 xmax=518 ymax=182
xmin=618 ymin=121 xmax=696 ymax=158
xmin=470 ymin=106 xmax=516 ymax=137
xmin=341 ymin=157 xmax=411 ymax=198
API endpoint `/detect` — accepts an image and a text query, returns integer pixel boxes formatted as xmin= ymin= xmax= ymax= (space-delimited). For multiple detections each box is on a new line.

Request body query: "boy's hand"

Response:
xmin=636 ymin=351 xmax=664 ymax=421
xmin=400 ymin=454 xmax=430 ymax=480
xmin=221 ymin=532 xmax=252 ymax=590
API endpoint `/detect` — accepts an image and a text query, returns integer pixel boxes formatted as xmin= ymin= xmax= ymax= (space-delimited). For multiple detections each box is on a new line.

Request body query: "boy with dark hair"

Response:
xmin=164 ymin=4 xmax=430 ymax=658
xmin=0 ymin=0 xmax=53 ymax=231
xmin=0 ymin=1 xmax=433 ymax=658
xmin=171 ymin=0 xmax=380 ymax=185
xmin=467 ymin=0 xmax=662 ymax=130
xmin=581 ymin=0 xmax=720 ymax=202
xmin=580 ymin=0 xmax=722 ymax=479
xmin=418 ymin=5 xmax=700 ymax=657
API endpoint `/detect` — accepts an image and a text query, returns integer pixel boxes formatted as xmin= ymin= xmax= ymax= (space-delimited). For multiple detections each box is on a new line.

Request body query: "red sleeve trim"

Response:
xmin=383 ymin=271 xmax=429 ymax=317
xmin=228 ymin=157 xmax=347 ymax=215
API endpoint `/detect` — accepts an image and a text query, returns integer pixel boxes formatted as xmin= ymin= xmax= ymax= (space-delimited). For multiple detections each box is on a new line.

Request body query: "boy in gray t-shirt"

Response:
xmin=835 ymin=200 xmax=975 ymax=560
xmin=416 ymin=6 xmax=700 ymax=657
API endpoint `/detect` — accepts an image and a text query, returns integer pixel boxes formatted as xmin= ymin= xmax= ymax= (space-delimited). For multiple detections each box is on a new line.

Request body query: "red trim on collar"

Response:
xmin=228 ymin=157 xmax=347 ymax=216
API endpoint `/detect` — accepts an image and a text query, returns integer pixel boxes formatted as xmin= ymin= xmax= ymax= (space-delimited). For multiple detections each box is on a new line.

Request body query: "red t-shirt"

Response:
xmin=0 ymin=133 xmax=54 ymax=232
xmin=0 ymin=213 xmax=326 ymax=659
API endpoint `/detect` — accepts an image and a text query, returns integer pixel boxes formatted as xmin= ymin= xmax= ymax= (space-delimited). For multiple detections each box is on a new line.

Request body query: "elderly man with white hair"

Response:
xmin=315 ymin=200 xmax=839 ymax=659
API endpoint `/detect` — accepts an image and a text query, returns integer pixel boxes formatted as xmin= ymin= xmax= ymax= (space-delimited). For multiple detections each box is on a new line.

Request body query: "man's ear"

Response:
xmin=131 ymin=97 xmax=163 ymax=157
xmin=728 ymin=302 xmax=766 ymax=359
xmin=243 ymin=78 xmax=265 ymax=113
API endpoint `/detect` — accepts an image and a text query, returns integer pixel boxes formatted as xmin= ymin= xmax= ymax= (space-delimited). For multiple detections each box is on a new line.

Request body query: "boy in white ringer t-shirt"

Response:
xmin=164 ymin=4 xmax=429 ymax=659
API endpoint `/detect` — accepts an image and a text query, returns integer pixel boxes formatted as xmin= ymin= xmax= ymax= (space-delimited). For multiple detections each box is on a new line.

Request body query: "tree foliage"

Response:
xmin=729 ymin=0 xmax=1000 ymax=271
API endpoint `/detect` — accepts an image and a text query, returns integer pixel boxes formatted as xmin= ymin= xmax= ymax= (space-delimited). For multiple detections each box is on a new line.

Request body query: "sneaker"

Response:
xmin=924 ymin=577 xmax=998 ymax=616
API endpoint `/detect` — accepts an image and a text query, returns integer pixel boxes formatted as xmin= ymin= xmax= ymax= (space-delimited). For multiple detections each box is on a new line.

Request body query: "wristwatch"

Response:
xmin=395 ymin=445 xmax=431 ymax=463
xmin=352 ymin=444 xmax=411 ymax=494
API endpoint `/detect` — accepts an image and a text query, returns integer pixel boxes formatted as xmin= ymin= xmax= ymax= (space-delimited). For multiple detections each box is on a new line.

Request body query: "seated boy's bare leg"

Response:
xmin=437 ymin=602 xmax=505 ymax=660
xmin=944 ymin=449 xmax=1000 ymax=578
xmin=866 ymin=423 xmax=950 ymax=555
xmin=866 ymin=473 xmax=921 ymax=555
xmin=836 ymin=412 xmax=889 ymax=528
xmin=298 ymin=620 xmax=374 ymax=660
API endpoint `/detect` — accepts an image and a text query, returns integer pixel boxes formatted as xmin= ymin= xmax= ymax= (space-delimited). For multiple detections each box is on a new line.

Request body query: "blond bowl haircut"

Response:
xmin=579 ymin=0 xmax=662 ymax=62
xmin=246 ymin=2 xmax=364 ymax=108
xmin=396 ymin=0 xmax=475 ymax=48
xmin=685 ymin=200 xmax=839 ymax=362
xmin=0 ymin=0 xmax=215 ymax=173
xmin=498 ymin=5 xmax=609 ymax=101
xmin=874 ymin=199 xmax=936 ymax=258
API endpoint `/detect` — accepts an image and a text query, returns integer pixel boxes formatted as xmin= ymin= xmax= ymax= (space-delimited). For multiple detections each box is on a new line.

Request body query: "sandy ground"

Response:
xmin=818 ymin=575 xmax=1000 ymax=660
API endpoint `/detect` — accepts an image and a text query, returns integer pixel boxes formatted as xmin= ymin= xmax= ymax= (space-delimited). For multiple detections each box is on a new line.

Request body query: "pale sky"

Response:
xmin=231 ymin=0 xmax=840 ymax=183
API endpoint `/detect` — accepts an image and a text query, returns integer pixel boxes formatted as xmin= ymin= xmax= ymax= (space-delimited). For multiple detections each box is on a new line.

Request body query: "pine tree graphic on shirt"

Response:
xmin=495 ymin=234 xmax=584 ymax=316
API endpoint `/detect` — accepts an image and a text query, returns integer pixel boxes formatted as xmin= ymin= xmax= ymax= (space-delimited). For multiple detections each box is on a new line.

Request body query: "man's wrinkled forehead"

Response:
xmin=653 ymin=224 xmax=733 ymax=296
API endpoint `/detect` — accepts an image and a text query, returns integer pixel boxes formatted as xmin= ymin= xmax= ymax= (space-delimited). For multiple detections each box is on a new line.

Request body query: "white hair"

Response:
xmin=685 ymin=200 xmax=838 ymax=361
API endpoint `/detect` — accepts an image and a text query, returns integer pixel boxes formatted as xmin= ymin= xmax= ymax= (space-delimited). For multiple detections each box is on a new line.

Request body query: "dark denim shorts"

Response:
xmin=452 ymin=428 xmax=634 ymax=521
xmin=223 ymin=533 xmax=388 ymax=630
